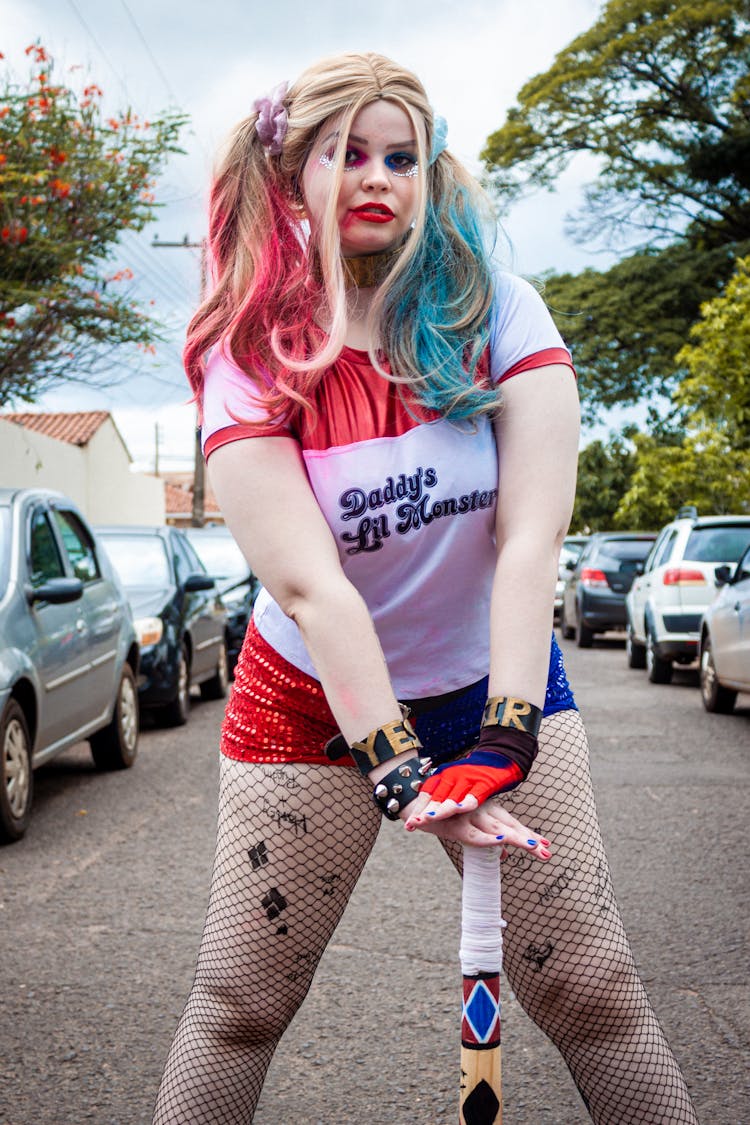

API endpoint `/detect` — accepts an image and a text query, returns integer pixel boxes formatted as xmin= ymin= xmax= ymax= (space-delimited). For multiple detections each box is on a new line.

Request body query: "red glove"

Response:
xmin=419 ymin=724 xmax=538 ymax=807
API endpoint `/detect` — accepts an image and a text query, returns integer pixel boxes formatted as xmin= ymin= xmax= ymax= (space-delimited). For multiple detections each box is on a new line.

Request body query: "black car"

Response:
xmin=97 ymin=525 xmax=229 ymax=726
xmin=184 ymin=525 xmax=260 ymax=673
xmin=561 ymin=532 xmax=657 ymax=648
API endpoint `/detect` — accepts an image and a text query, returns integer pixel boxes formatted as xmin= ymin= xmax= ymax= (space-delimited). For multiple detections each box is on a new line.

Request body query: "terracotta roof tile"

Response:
xmin=164 ymin=478 xmax=220 ymax=516
xmin=1 ymin=410 xmax=111 ymax=447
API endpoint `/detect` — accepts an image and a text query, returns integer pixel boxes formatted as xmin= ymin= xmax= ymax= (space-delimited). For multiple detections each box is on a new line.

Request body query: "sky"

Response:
xmin=2 ymin=0 xmax=615 ymax=470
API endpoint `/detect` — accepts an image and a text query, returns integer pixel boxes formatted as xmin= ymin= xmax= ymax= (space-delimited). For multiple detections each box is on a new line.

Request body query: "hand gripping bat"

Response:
xmin=459 ymin=844 xmax=503 ymax=1125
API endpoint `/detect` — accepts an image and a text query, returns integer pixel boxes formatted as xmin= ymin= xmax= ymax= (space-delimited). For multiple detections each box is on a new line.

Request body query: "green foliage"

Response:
xmin=571 ymin=432 xmax=637 ymax=531
xmin=483 ymin=0 xmax=750 ymax=248
xmin=542 ymin=241 xmax=743 ymax=422
xmin=675 ymin=255 xmax=750 ymax=447
xmin=613 ymin=430 xmax=750 ymax=526
xmin=0 ymin=43 xmax=186 ymax=405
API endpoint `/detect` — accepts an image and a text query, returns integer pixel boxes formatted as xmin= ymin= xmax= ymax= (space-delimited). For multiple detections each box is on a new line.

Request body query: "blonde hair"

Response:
xmin=185 ymin=52 xmax=498 ymax=426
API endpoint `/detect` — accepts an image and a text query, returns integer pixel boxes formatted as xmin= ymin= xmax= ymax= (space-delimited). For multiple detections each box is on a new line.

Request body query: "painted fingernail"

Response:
xmin=427 ymin=811 xmax=436 ymax=816
xmin=527 ymin=838 xmax=538 ymax=846
xmin=495 ymin=835 xmax=505 ymax=840
xmin=541 ymin=838 xmax=551 ymax=846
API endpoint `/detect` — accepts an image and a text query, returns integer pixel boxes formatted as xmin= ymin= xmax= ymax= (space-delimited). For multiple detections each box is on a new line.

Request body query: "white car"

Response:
xmin=699 ymin=544 xmax=750 ymax=713
xmin=626 ymin=509 xmax=750 ymax=684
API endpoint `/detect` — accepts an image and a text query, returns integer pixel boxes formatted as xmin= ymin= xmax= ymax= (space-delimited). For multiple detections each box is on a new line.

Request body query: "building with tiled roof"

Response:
xmin=163 ymin=474 xmax=223 ymax=526
xmin=0 ymin=410 xmax=164 ymax=525
xmin=1 ymin=410 xmax=119 ymax=450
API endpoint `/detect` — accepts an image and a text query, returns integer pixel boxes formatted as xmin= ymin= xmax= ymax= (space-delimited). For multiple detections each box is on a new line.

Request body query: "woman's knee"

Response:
xmin=511 ymin=943 xmax=646 ymax=1042
xmin=185 ymin=978 xmax=302 ymax=1049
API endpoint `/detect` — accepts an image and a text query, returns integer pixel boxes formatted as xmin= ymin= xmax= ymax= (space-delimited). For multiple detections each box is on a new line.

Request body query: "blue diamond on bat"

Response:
xmin=464 ymin=1078 xmax=500 ymax=1125
xmin=465 ymin=981 xmax=499 ymax=1042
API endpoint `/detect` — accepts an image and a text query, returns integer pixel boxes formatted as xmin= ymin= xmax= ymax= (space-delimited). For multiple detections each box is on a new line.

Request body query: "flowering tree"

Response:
xmin=0 ymin=43 xmax=186 ymax=405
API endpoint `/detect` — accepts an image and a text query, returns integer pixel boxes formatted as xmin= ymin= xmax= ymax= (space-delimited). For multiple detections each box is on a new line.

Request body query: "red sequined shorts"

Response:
xmin=220 ymin=619 xmax=354 ymax=766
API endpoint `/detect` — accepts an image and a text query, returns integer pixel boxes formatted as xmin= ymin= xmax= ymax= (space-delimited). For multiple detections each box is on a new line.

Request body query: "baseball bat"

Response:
xmin=459 ymin=844 xmax=503 ymax=1125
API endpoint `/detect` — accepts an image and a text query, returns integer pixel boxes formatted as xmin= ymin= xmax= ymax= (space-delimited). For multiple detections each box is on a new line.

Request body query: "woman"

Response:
xmin=153 ymin=52 xmax=698 ymax=1124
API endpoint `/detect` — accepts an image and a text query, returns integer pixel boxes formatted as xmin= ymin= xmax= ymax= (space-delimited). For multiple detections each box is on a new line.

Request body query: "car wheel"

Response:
xmin=0 ymin=699 xmax=33 ymax=844
xmin=158 ymin=643 xmax=191 ymax=727
xmin=576 ymin=620 xmax=594 ymax=648
xmin=90 ymin=664 xmax=140 ymax=770
xmin=200 ymin=640 xmax=229 ymax=702
xmin=700 ymin=634 xmax=737 ymax=714
xmin=560 ymin=604 xmax=575 ymax=640
xmin=626 ymin=624 xmax=647 ymax=670
xmin=646 ymin=628 xmax=673 ymax=684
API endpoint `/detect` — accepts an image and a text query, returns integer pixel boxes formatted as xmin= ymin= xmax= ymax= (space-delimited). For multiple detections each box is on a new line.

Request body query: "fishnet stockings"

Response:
xmin=153 ymin=712 xmax=698 ymax=1124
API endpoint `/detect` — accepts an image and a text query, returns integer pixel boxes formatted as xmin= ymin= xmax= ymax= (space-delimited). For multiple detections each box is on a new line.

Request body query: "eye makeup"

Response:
xmin=318 ymin=147 xmax=419 ymax=177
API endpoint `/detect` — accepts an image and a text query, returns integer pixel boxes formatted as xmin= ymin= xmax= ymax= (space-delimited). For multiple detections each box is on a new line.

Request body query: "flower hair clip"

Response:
xmin=253 ymin=81 xmax=289 ymax=155
xmin=430 ymin=115 xmax=448 ymax=164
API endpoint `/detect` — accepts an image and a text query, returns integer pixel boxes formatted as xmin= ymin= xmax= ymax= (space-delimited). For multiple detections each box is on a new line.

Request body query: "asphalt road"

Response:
xmin=1 ymin=633 xmax=747 ymax=1125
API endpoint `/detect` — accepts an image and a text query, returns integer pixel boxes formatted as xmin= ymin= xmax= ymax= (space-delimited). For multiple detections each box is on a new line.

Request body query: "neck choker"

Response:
xmin=342 ymin=243 xmax=405 ymax=288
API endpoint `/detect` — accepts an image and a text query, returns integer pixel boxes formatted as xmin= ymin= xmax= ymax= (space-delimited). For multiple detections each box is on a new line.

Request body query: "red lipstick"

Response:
xmin=350 ymin=203 xmax=394 ymax=223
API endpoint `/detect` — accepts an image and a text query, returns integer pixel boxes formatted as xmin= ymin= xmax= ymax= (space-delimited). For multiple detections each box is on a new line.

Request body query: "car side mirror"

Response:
xmin=185 ymin=573 xmax=215 ymax=592
xmin=26 ymin=576 xmax=84 ymax=605
xmin=565 ymin=559 xmax=576 ymax=571
xmin=714 ymin=564 xmax=732 ymax=587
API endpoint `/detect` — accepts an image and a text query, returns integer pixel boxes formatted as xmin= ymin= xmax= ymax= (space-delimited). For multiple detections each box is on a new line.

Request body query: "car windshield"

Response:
xmin=100 ymin=535 xmax=172 ymax=588
xmin=186 ymin=533 xmax=248 ymax=582
xmin=684 ymin=525 xmax=750 ymax=564
xmin=595 ymin=539 xmax=654 ymax=565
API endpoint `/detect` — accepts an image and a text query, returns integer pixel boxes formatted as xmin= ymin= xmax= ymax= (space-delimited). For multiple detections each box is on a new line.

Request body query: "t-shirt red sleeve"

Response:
xmin=489 ymin=271 xmax=576 ymax=384
xmin=201 ymin=347 xmax=291 ymax=460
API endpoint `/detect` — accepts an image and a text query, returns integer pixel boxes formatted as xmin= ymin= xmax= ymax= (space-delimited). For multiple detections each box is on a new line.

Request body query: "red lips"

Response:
xmin=350 ymin=203 xmax=394 ymax=223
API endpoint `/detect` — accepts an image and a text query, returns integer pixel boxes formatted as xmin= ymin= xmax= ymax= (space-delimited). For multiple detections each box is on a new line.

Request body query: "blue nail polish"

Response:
xmin=527 ymin=838 xmax=537 ymax=846
xmin=495 ymin=835 xmax=505 ymax=840
xmin=427 ymin=811 xmax=436 ymax=816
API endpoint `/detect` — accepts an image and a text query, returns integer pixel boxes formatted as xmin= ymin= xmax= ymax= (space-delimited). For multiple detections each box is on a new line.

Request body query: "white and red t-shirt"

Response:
xmin=201 ymin=271 xmax=574 ymax=698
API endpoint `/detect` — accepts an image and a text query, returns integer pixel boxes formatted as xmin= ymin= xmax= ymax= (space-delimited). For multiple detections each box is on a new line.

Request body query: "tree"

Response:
xmin=0 ymin=43 xmax=186 ymax=405
xmin=613 ymin=430 xmax=750 ymax=526
xmin=674 ymin=255 xmax=750 ymax=448
xmin=571 ymin=432 xmax=637 ymax=530
xmin=543 ymin=241 xmax=742 ymax=423
xmin=482 ymin=0 xmax=750 ymax=249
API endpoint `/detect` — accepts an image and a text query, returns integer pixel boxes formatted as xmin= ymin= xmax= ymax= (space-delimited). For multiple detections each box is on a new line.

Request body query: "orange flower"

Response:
xmin=1 ymin=227 xmax=9 ymax=240
xmin=0 ymin=108 xmax=9 ymax=118
xmin=107 ymin=118 xmax=120 ymax=130
xmin=51 ymin=178 xmax=71 ymax=198
xmin=48 ymin=146 xmax=67 ymax=165
xmin=82 ymin=84 xmax=103 ymax=98
xmin=0 ymin=154 xmax=6 ymax=166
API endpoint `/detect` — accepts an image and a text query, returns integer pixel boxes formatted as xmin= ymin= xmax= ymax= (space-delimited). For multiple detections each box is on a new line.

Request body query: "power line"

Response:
xmin=64 ymin=0 xmax=132 ymax=101
xmin=118 ymin=0 xmax=180 ymax=106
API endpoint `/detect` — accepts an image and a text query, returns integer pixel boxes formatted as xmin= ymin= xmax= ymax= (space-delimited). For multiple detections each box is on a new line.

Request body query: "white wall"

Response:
xmin=0 ymin=418 xmax=165 ymax=524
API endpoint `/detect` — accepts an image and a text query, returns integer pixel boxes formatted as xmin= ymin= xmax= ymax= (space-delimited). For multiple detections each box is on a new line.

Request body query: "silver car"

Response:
xmin=0 ymin=488 xmax=140 ymax=843
xmin=699 ymin=544 xmax=750 ymax=713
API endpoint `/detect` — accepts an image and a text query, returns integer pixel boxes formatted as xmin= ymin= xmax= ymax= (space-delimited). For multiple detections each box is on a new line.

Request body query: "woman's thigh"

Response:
xmin=193 ymin=758 xmax=383 ymax=1020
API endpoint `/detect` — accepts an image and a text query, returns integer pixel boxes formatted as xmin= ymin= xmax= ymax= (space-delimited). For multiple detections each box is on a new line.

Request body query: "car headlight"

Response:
xmin=134 ymin=616 xmax=164 ymax=646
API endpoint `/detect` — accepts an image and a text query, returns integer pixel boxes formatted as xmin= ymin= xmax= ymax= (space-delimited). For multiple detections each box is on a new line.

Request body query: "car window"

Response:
xmin=100 ymin=535 xmax=171 ymax=588
xmin=29 ymin=508 xmax=66 ymax=586
xmin=593 ymin=539 xmax=654 ymax=566
xmin=186 ymin=532 xmax=249 ymax=581
xmin=172 ymin=533 xmax=198 ymax=585
xmin=650 ymin=529 xmax=678 ymax=570
xmin=51 ymin=509 xmax=101 ymax=583
xmin=735 ymin=547 xmax=750 ymax=583
xmin=0 ymin=507 xmax=10 ymax=590
xmin=684 ymin=525 xmax=750 ymax=564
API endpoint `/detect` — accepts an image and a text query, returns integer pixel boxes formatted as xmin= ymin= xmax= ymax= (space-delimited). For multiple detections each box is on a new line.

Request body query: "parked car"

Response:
xmin=698 ymin=543 xmax=750 ymax=713
xmin=96 ymin=525 xmax=229 ymax=726
xmin=626 ymin=509 xmax=750 ymax=684
xmin=560 ymin=531 xmax=657 ymax=647
xmin=554 ymin=535 xmax=590 ymax=623
xmin=184 ymin=525 xmax=260 ymax=673
xmin=0 ymin=488 xmax=140 ymax=843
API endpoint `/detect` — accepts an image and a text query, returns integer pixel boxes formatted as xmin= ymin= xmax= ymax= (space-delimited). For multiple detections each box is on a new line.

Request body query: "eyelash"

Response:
xmin=319 ymin=148 xmax=419 ymax=177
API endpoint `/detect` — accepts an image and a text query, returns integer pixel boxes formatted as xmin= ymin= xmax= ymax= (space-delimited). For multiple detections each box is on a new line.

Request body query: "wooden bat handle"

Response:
xmin=459 ymin=845 xmax=503 ymax=1125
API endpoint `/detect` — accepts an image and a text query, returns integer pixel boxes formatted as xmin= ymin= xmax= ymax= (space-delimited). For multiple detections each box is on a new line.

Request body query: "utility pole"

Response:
xmin=152 ymin=234 xmax=207 ymax=527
